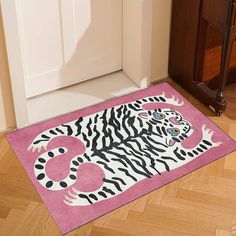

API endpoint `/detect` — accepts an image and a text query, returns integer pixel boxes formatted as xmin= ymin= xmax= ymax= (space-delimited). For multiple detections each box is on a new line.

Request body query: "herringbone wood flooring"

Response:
xmin=0 ymin=80 xmax=236 ymax=236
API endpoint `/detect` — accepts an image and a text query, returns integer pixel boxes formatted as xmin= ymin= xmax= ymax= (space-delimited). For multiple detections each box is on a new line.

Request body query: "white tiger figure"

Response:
xmin=28 ymin=92 xmax=221 ymax=206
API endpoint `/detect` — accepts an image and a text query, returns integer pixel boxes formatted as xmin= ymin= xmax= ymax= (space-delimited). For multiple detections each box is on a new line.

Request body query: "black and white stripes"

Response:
xmin=29 ymin=93 xmax=221 ymax=206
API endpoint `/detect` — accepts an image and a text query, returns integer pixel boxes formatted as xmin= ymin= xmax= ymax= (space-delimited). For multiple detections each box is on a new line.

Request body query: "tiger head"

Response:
xmin=139 ymin=108 xmax=196 ymax=146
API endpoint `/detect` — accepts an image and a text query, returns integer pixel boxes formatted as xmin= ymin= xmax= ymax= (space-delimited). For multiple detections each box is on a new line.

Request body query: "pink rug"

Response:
xmin=6 ymin=83 xmax=236 ymax=234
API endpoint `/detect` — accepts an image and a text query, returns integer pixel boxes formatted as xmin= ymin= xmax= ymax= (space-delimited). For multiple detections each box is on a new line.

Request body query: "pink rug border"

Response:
xmin=5 ymin=82 xmax=236 ymax=234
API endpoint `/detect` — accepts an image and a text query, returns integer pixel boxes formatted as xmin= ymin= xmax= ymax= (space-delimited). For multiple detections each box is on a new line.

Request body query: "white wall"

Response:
xmin=151 ymin=0 xmax=172 ymax=81
xmin=0 ymin=5 xmax=15 ymax=131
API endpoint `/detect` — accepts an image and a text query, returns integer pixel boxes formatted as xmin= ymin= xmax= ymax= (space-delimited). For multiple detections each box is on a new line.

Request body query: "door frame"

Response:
xmin=1 ymin=0 xmax=153 ymax=128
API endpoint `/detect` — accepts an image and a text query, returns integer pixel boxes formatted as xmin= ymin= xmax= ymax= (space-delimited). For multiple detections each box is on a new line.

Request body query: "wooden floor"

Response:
xmin=0 ymin=80 xmax=236 ymax=236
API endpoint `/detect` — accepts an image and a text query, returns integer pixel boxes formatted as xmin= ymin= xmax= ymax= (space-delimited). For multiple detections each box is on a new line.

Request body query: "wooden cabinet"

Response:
xmin=169 ymin=0 xmax=236 ymax=115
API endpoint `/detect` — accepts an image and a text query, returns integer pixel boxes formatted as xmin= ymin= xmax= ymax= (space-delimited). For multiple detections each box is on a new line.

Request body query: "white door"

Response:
xmin=3 ymin=0 xmax=122 ymax=98
xmin=1 ymin=0 xmax=152 ymax=128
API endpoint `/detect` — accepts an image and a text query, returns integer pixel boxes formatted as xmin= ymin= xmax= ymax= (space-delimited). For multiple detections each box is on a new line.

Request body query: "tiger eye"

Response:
xmin=173 ymin=128 xmax=180 ymax=134
xmin=159 ymin=113 xmax=166 ymax=119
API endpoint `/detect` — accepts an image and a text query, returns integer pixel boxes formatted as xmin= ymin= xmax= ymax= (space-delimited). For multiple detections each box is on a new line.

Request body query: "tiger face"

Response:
xmin=139 ymin=108 xmax=194 ymax=146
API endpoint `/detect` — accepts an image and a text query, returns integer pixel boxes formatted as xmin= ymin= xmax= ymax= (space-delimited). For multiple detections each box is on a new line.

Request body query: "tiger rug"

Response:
xmin=6 ymin=83 xmax=236 ymax=233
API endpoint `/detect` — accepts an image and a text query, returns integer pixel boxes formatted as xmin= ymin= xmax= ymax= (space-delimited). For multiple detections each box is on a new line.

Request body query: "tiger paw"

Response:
xmin=27 ymin=132 xmax=52 ymax=152
xmin=160 ymin=91 xmax=184 ymax=106
xmin=64 ymin=188 xmax=94 ymax=206
xmin=27 ymin=142 xmax=48 ymax=153
xmin=201 ymin=125 xmax=222 ymax=148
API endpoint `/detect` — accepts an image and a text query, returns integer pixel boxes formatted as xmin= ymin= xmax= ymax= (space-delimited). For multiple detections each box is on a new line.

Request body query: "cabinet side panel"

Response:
xmin=169 ymin=0 xmax=201 ymax=85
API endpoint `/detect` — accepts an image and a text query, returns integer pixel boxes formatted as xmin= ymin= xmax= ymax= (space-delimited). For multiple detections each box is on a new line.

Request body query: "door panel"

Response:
xmin=2 ymin=0 xmax=152 ymax=128
xmin=17 ymin=1 xmax=63 ymax=76
xmin=14 ymin=0 xmax=122 ymax=98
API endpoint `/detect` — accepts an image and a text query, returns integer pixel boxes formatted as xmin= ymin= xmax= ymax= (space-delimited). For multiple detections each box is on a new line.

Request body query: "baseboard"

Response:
xmin=0 ymin=127 xmax=15 ymax=133
xmin=150 ymin=76 xmax=170 ymax=84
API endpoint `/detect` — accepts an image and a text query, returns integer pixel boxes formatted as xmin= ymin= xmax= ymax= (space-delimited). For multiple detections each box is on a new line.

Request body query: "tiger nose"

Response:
xmin=169 ymin=117 xmax=180 ymax=125
xmin=166 ymin=128 xmax=173 ymax=135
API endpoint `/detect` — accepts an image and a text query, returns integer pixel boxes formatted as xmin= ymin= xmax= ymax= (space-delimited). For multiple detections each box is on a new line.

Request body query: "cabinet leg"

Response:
xmin=215 ymin=111 xmax=222 ymax=116
xmin=216 ymin=1 xmax=236 ymax=105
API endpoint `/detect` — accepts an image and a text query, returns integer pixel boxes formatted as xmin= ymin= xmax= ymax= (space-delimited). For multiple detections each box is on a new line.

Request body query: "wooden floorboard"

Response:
xmin=0 ymin=80 xmax=236 ymax=236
